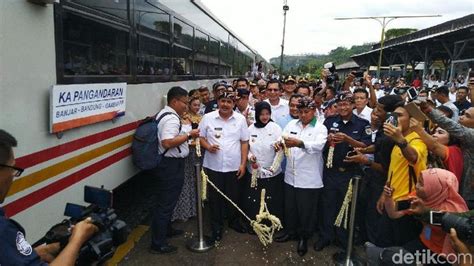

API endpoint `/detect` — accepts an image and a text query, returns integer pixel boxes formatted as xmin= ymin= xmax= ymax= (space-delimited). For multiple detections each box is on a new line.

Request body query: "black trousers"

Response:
xmin=205 ymin=168 xmax=241 ymax=232
xmin=150 ymin=157 xmax=185 ymax=248
xmin=243 ymin=172 xmax=284 ymax=222
xmin=319 ymin=174 xmax=352 ymax=246
xmin=375 ymin=211 xmax=422 ymax=247
xmin=284 ymin=183 xmax=321 ymax=239
xmin=364 ymin=175 xmax=386 ymax=244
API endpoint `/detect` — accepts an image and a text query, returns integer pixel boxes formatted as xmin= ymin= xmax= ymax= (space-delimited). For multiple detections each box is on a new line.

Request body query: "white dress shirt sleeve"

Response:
xmin=301 ymin=123 xmax=328 ymax=154
xmin=240 ymin=117 xmax=250 ymax=141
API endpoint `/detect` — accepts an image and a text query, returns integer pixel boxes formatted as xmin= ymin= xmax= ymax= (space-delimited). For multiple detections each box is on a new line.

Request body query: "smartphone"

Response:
xmin=84 ymin=186 xmax=112 ymax=208
xmin=405 ymin=102 xmax=428 ymax=122
xmin=396 ymin=199 xmax=411 ymax=211
xmin=407 ymin=87 xmax=418 ymax=100
xmin=347 ymin=150 xmax=357 ymax=157
xmin=429 ymin=211 xmax=445 ymax=226
xmin=469 ymin=69 xmax=474 ymax=85
xmin=385 ymin=112 xmax=398 ymax=127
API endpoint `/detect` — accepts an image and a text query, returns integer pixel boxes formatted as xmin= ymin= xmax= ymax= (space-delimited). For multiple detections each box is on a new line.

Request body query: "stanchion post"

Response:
xmin=333 ymin=175 xmax=363 ymax=266
xmin=345 ymin=175 xmax=361 ymax=266
xmin=186 ymin=163 xmax=213 ymax=252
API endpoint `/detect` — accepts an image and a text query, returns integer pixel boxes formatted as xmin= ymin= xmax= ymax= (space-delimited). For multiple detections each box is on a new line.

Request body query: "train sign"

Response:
xmin=50 ymin=83 xmax=127 ymax=133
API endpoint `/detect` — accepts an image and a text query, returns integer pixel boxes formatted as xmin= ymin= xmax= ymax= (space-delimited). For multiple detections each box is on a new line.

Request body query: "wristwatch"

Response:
xmin=397 ymin=140 xmax=408 ymax=149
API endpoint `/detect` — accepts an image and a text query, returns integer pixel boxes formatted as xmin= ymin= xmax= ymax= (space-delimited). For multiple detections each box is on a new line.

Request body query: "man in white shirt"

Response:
xmin=435 ymin=86 xmax=459 ymax=121
xmin=353 ymin=88 xmax=373 ymax=123
xmin=265 ymin=79 xmax=289 ymax=123
xmin=199 ymin=89 xmax=250 ymax=242
xmin=277 ymin=97 xmax=327 ymax=256
xmin=150 ymin=86 xmax=200 ymax=254
xmin=234 ymin=88 xmax=256 ymax=125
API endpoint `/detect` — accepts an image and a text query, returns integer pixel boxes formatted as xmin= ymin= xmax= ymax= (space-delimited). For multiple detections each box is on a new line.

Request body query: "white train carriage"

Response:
xmin=0 ymin=0 xmax=264 ymax=242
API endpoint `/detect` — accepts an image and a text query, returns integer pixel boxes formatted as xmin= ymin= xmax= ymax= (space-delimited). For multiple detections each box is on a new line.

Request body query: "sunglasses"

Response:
xmin=0 ymin=164 xmax=24 ymax=177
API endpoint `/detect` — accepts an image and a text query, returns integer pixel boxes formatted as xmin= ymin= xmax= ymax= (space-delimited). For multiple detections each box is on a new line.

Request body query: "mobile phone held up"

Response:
xmin=346 ymin=150 xmax=357 ymax=157
xmin=396 ymin=199 xmax=411 ymax=211
xmin=385 ymin=112 xmax=398 ymax=127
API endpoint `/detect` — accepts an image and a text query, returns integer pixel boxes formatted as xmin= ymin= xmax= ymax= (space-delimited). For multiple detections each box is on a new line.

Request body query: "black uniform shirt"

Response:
xmin=0 ymin=207 xmax=46 ymax=266
xmin=323 ymin=114 xmax=372 ymax=174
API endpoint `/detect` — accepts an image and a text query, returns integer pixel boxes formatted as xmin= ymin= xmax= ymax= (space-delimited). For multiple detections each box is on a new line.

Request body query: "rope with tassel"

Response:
xmin=201 ymin=169 xmax=282 ymax=246
xmin=334 ymin=179 xmax=353 ymax=229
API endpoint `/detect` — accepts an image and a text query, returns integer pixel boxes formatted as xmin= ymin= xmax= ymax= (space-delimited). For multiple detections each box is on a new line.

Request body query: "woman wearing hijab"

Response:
xmin=366 ymin=168 xmax=469 ymax=265
xmin=243 ymin=101 xmax=284 ymax=229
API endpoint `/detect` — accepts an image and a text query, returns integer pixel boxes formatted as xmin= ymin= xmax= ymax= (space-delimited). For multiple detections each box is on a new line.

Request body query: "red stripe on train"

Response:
xmin=15 ymin=122 xmax=138 ymax=169
xmin=4 ymin=148 xmax=132 ymax=217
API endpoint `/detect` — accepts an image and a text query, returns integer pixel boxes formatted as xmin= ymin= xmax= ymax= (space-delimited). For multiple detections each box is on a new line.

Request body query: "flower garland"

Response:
xmin=250 ymin=162 xmax=259 ymax=188
xmin=195 ymin=139 xmax=201 ymax=157
xmin=334 ymin=179 xmax=353 ymax=229
xmin=326 ymin=144 xmax=335 ymax=168
xmin=269 ymin=150 xmax=284 ymax=173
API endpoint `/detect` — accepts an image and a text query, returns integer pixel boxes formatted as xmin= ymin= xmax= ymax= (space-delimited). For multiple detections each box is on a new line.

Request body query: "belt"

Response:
xmin=337 ymin=167 xmax=346 ymax=172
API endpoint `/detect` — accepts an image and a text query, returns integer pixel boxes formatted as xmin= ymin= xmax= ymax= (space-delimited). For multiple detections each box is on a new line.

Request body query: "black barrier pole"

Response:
xmin=186 ymin=163 xmax=213 ymax=252
xmin=334 ymin=175 xmax=363 ymax=266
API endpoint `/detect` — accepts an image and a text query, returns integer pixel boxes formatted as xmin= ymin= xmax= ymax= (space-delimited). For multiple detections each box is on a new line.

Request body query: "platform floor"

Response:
xmin=117 ymin=216 xmax=365 ymax=265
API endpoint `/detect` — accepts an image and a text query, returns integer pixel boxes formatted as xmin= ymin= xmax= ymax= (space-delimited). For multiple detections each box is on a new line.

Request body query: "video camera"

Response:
xmin=430 ymin=211 xmax=474 ymax=245
xmin=34 ymin=186 xmax=129 ymax=265
xmin=323 ymin=62 xmax=339 ymax=85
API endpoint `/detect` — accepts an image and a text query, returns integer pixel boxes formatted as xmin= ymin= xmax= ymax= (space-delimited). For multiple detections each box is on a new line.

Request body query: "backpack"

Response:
xmin=131 ymin=112 xmax=181 ymax=170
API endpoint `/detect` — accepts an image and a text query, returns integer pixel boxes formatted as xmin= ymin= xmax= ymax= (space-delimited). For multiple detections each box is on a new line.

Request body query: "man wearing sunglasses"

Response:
xmin=0 ymin=129 xmax=98 ymax=265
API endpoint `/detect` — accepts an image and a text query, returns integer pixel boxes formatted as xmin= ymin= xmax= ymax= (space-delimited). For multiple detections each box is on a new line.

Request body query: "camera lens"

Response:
xmin=441 ymin=213 xmax=473 ymax=244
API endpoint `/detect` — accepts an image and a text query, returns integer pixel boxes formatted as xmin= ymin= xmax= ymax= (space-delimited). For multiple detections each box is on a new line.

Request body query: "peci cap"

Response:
xmin=297 ymin=96 xmax=317 ymax=109
xmin=335 ymin=91 xmax=354 ymax=103
xmin=322 ymin=98 xmax=337 ymax=110
xmin=237 ymin=88 xmax=250 ymax=97
xmin=218 ymin=87 xmax=236 ymax=100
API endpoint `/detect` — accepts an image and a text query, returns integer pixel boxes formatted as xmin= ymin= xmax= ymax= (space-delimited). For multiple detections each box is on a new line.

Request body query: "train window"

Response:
xmin=67 ymin=0 xmax=128 ymax=21
xmin=135 ymin=1 xmax=170 ymax=40
xmin=219 ymin=42 xmax=231 ymax=76
xmin=173 ymin=18 xmax=193 ymax=48
xmin=194 ymin=30 xmax=209 ymax=76
xmin=62 ymin=12 xmax=130 ymax=76
xmin=137 ymin=35 xmax=171 ymax=76
xmin=172 ymin=18 xmax=193 ymax=77
xmin=209 ymin=37 xmax=219 ymax=76
xmin=173 ymin=46 xmax=192 ymax=77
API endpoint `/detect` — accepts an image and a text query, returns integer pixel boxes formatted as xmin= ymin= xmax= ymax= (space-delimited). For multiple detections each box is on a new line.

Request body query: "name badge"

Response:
xmin=214 ymin=127 xmax=222 ymax=138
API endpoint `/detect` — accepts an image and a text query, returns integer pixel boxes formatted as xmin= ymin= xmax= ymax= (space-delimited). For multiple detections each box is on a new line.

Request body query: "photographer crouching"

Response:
xmin=0 ymin=129 xmax=98 ymax=266
xmin=365 ymin=168 xmax=473 ymax=265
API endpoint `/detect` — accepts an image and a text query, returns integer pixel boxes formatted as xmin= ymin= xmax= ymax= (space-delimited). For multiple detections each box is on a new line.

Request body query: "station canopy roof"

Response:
xmin=351 ymin=14 xmax=474 ymax=67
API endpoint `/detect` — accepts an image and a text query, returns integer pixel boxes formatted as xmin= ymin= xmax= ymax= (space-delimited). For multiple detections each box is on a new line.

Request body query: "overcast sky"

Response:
xmin=200 ymin=0 xmax=473 ymax=61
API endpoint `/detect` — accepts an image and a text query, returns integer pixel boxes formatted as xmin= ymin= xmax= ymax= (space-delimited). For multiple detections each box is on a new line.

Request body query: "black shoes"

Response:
xmin=166 ymin=227 xmax=184 ymax=238
xmin=297 ymin=239 xmax=308 ymax=256
xmin=149 ymin=244 xmax=178 ymax=255
xmin=313 ymin=239 xmax=330 ymax=251
xmin=274 ymin=233 xmax=297 ymax=243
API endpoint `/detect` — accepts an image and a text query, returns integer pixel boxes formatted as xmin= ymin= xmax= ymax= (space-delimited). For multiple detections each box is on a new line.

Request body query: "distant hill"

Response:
xmin=269 ymin=43 xmax=373 ymax=76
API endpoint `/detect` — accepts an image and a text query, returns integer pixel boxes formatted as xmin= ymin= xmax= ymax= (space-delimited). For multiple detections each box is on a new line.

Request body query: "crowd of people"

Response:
xmin=3 ymin=68 xmax=473 ymax=265
xmin=148 ymin=69 xmax=474 ymax=265
xmin=151 ymin=71 xmax=474 ymax=262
